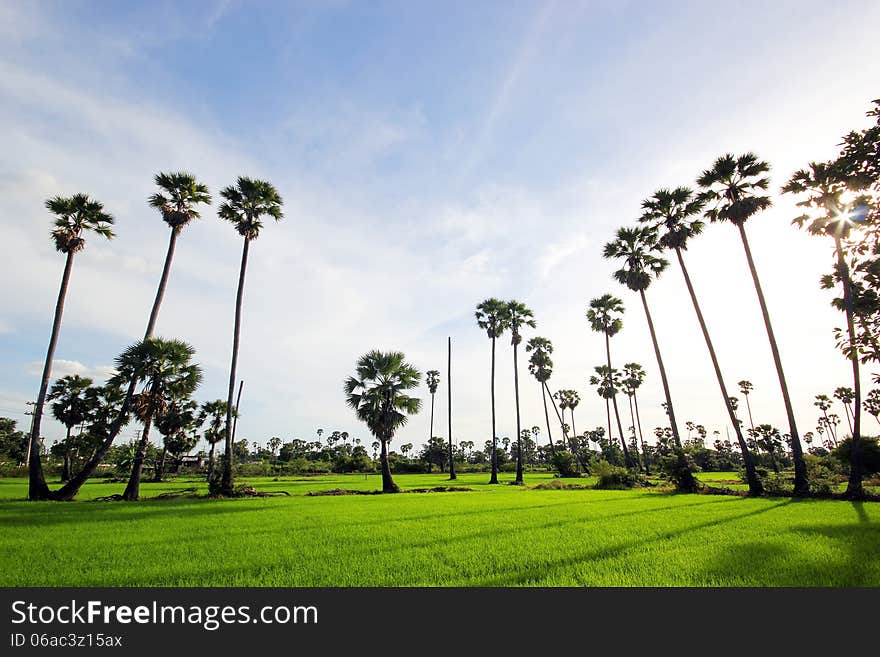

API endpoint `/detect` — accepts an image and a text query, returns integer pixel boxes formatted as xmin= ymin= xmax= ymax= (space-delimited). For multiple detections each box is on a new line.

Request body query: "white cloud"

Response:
xmin=25 ymin=360 xmax=117 ymax=383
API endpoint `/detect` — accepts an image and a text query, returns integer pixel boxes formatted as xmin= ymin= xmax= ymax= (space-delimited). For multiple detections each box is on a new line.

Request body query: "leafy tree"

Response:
xmin=344 ymin=350 xmax=421 ymax=493
xmin=475 ymin=298 xmax=508 ymax=484
xmin=864 ymin=389 xmax=880 ymax=426
xmin=0 ymin=418 xmax=29 ymax=464
xmin=526 ymin=336 xmax=556 ymax=455
xmin=109 ymin=338 xmax=202 ymax=500
xmin=47 ymin=375 xmax=97 ymax=482
xmin=218 ymin=176 xmax=283 ymax=496
xmin=603 ymin=225 xmax=682 ymax=447
xmin=28 ymin=194 xmax=114 ymax=500
xmin=639 ymin=186 xmax=762 ymax=495
xmin=698 ymin=153 xmax=808 ymax=495
xmin=154 ymin=399 xmax=199 ymax=481
xmin=199 ymin=400 xmax=231 ymax=482
xmin=420 ymin=436 xmax=448 ymax=473
xmin=587 ymin=294 xmax=631 ymax=467
xmin=747 ymin=424 xmax=784 ymax=474
xmin=814 ymin=394 xmax=838 ymax=445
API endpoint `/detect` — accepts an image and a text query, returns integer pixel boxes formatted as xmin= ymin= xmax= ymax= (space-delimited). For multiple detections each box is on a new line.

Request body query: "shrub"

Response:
xmin=592 ymin=459 xmax=645 ymax=489
xmin=549 ymin=450 xmax=579 ymax=478
xmin=831 ymin=436 xmax=880 ymax=476
xmin=804 ymin=454 xmax=842 ymax=496
xmin=658 ymin=450 xmax=701 ymax=493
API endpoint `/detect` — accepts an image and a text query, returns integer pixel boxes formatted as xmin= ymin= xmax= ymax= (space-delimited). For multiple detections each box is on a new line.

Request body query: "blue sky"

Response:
xmin=1 ymin=0 xmax=879 ymax=453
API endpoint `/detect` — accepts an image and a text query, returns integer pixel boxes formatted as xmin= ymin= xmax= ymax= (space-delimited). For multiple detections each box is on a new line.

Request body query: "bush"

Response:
xmin=831 ymin=436 xmax=880 ymax=476
xmin=804 ymin=454 xmax=842 ymax=496
xmin=592 ymin=459 xmax=645 ymax=489
xmin=549 ymin=450 xmax=579 ymax=478
xmin=659 ymin=450 xmax=701 ymax=493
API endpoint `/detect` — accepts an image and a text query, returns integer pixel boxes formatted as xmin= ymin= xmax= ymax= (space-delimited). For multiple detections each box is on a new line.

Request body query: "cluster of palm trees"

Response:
xmin=27 ymin=172 xmax=283 ymax=500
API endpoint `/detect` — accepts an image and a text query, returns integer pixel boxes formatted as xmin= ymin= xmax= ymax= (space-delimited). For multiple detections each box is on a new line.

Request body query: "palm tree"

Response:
xmin=217 ymin=177 xmax=283 ymax=496
xmin=589 ymin=365 xmax=632 ymax=465
xmin=426 ymin=369 xmax=440 ymax=446
xmin=603 ymin=226 xmax=683 ymax=448
xmin=587 ymin=294 xmax=632 ymax=467
xmin=814 ymin=394 xmax=837 ymax=445
xmin=864 ymin=389 xmax=880 ymax=426
xmin=566 ymin=390 xmax=581 ymax=445
xmin=47 ymin=375 xmax=96 ymax=482
xmin=639 ymin=187 xmax=762 ymax=495
xmin=475 ymin=298 xmax=509 ymax=484
xmin=552 ymin=390 xmax=571 ymax=448
xmin=698 ymin=153 xmax=808 ymax=496
xmin=344 ymin=350 xmax=421 ymax=493
xmin=784 ymin=162 xmax=866 ymax=498
xmin=154 ymin=399 xmax=199 ymax=481
xmin=738 ymin=380 xmax=756 ymax=431
xmin=109 ymin=338 xmax=202 ymax=500
xmin=504 ymin=300 xmax=536 ymax=484
xmin=146 ymin=172 xmax=212 ymax=336
xmin=525 ymin=337 xmax=556 ymax=455
xmin=446 ymin=336 xmax=456 ymax=480
xmin=27 ymin=194 xmax=114 ymax=500
xmin=198 ymin=400 xmax=229 ymax=482
xmin=833 ymin=386 xmax=856 ymax=434
xmin=622 ymin=363 xmax=649 ymax=474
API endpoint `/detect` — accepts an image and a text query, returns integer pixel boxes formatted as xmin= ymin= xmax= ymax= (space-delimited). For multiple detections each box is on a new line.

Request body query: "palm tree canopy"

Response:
xmin=504 ymin=300 xmax=536 ymax=346
xmin=590 ymin=364 xmax=621 ymax=399
xmin=622 ymin=362 xmax=646 ymax=394
xmin=426 ymin=370 xmax=441 ymax=395
xmin=344 ymin=350 xmax=421 ymax=442
xmin=586 ymin=294 xmax=624 ymax=337
xmin=148 ymin=171 xmax=212 ymax=230
xmin=45 ymin=193 xmax=115 ymax=253
xmin=475 ymin=298 xmax=509 ymax=339
xmin=603 ymin=225 xmax=669 ymax=292
xmin=638 ymin=186 xmax=705 ymax=250
xmin=155 ymin=399 xmax=199 ymax=440
xmin=47 ymin=374 xmax=95 ymax=430
xmin=199 ymin=399 xmax=233 ymax=446
xmin=218 ymin=176 xmax=284 ymax=240
xmin=526 ymin=336 xmax=554 ymax=382
xmin=738 ymin=380 xmax=753 ymax=395
xmin=109 ymin=338 xmax=202 ymax=420
xmin=697 ymin=153 xmax=772 ymax=226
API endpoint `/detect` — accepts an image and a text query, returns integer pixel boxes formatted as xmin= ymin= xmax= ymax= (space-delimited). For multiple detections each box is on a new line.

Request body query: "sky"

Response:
xmin=1 ymin=0 xmax=879 ymax=455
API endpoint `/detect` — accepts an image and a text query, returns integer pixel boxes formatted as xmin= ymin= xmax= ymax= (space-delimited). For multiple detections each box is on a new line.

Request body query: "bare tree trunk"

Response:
xmin=633 ymin=392 xmax=650 ymax=475
xmin=489 ymin=336 xmax=498 ymax=484
xmin=675 ymin=247 xmax=762 ymax=495
xmin=222 ymin=238 xmax=250 ymax=496
xmin=837 ymin=238 xmax=863 ymax=499
xmin=123 ymin=419 xmax=153 ymax=501
xmin=541 ymin=382 xmax=555 ymax=454
xmin=640 ymin=290 xmax=681 ymax=447
xmin=737 ymin=223 xmax=809 ymax=495
xmin=28 ymin=251 xmax=75 ymax=500
xmin=605 ymin=333 xmax=632 ymax=468
xmin=447 ymin=336 xmax=456 ymax=480
xmin=627 ymin=394 xmax=644 ymax=473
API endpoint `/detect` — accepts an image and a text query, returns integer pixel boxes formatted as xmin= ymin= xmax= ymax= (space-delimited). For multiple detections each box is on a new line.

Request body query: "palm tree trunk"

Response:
xmin=489 ymin=336 xmax=499 ymax=484
xmin=675 ymin=247 xmax=762 ymax=495
xmin=639 ymin=290 xmax=681 ymax=447
xmin=633 ymin=392 xmax=650 ymax=474
xmin=837 ymin=238 xmax=863 ymax=499
xmin=429 ymin=393 xmax=434 ymax=448
xmin=737 ymin=223 xmax=808 ymax=494
xmin=604 ymin=398 xmax=612 ymax=456
xmin=627 ymin=394 xmax=643 ymax=473
xmin=513 ymin=341 xmax=523 ymax=484
xmin=842 ymin=402 xmax=854 ymax=435
xmin=154 ymin=446 xmax=167 ymax=482
xmin=447 ymin=336 xmax=456 ymax=480
xmin=123 ymin=418 xmax=153 ymax=501
xmin=145 ymin=228 xmax=179 ymax=337
xmin=744 ymin=394 xmax=755 ymax=432
xmin=379 ymin=436 xmax=399 ymax=493
xmin=222 ymin=237 xmax=250 ymax=496
xmin=570 ymin=408 xmax=577 ymax=441
xmin=540 ymin=383 xmax=555 ymax=454
xmin=28 ymin=251 xmax=75 ymax=500
xmin=207 ymin=442 xmax=216 ymax=482
xmin=546 ymin=382 xmax=567 ymax=442
xmin=605 ymin=333 xmax=632 ymax=468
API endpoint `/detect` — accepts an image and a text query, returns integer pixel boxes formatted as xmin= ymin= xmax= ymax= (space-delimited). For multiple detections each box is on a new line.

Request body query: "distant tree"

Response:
xmin=622 ymin=363 xmax=649 ymax=474
xmin=47 ymin=375 xmax=97 ymax=482
xmin=748 ymin=424 xmax=784 ymax=474
xmin=426 ymin=369 xmax=441 ymax=456
xmin=526 ymin=336 xmax=556 ymax=455
xmin=503 ymin=300 xmax=536 ymax=485
xmin=864 ymin=389 xmax=880 ymax=426
xmin=475 ymin=298 xmax=509 ymax=484
xmin=0 ymin=418 xmax=29 ymax=464
xmin=738 ymin=380 xmax=756 ymax=431
xmin=199 ymin=400 xmax=231 ymax=482
xmin=154 ymin=399 xmax=199 ymax=480
xmin=834 ymin=386 xmax=856 ymax=435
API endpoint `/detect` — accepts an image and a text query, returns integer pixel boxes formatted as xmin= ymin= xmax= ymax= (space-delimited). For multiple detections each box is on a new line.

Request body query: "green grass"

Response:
xmin=1 ymin=473 xmax=877 ymax=586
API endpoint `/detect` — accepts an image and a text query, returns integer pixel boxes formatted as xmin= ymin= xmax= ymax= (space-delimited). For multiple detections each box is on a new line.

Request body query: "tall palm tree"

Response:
xmin=698 ymin=154 xmax=808 ymax=496
xmin=344 ymin=350 xmax=421 ymax=493
xmin=552 ymin=390 xmax=571 ymax=448
xmin=833 ymin=386 xmax=856 ymax=434
xmin=154 ymin=399 xmax=198 ymax=482
xmin=738 ymin=380 xmax=756 ymax=431
xmin=47 ymin=375 xmax=96 ymax=482
xmin=446 ymin=336 xmax=456 ymax=480
xmin=785 ymin=161 xmax=866 ymax=497
xmin=109 ymin=338 xmax=202 ymax=500
xmin=525 ymin=337 xmax=556 ymax=454
xmin=622 ymin=363 xmax=649 ymax=474
xmin=639 ymin=187 xmax=762 ymax=495
xmin=146 ymin=172 xmax=212 ymax=336
xmin=199 ymin=400 xmax=231 ymax=482
xmin=504 ymin=300 xmax=536 ymax=485
xmin=28 ymin=194 xmax=114 ymax=500
xmin=426 ymin=369 xmax=440 ymax=446
xmin=589 ymin=365 xmax=632 ymax=465
xmin=814 ymin=394 xmax=837 ymax=445
xmin=603 ymin=226 xmax=682 ymax=447
xmin=566 ymin=390 xmax=581 ymax=441
xmin=217 ymin=177 xmax=283 ymax=496
xmin=587 ymin=294 xmax=631 ymax=467
xmin=475 ymin=298 xmax=509 ymax=484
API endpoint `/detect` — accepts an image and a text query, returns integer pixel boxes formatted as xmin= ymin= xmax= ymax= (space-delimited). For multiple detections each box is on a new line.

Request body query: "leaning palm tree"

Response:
xmin=639 ymin=187 xmax=762 ymax=495
xmin=28 ymin=194 xmax=114 ymax=500
xmin=698 ymin=154 xmax=808 ymax=496
xmin=198 ymin=400 xmax=231 ymax=482
xmin=344 ymin=350 xmax=421 ymax=493
xmin=217 ymin=177 xmax=283 ymax=495
xmin=504 ymin=300 xmax=536 ymax=485
xmin=109 ymin=338 xmax=202 ymax=501
xmin=833 ymin=386 xmax=856 ymax=435
xmin=47 ymin=375 xmax=95 ymax=482
xmin=738 ymin=380 xmax=756 ymax=431
xmin=586 ymin=294 xmax=631 ymax=467
xmin=475 ymin=298 xmax=509 ymax=484
xmin=603 ymin=226 xmax=683 ymax=448
xmin=785 ymin=161 xmax=866 ymax=498
xmin=146 ymin=172 xmax=212 ymax=335
xmin=622 ymin=363 xmax=649 ymax=474
xmin=525 ymin=337 xmax=556 ymax=454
